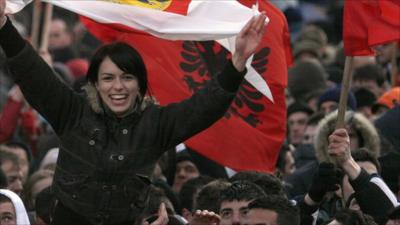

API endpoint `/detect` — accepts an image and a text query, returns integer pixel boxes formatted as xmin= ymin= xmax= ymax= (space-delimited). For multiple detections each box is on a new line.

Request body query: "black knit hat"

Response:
xmin=287 ymin=102 xmax=314 ymax=117
xmin=176 ymin=148 xmax=228 ymax=179
xmin=318 ymin=86 xmax=357 ymax=110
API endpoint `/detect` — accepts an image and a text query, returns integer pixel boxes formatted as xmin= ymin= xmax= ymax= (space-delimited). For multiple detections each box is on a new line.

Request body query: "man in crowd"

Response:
xmin=241 ymin=195 xmax=300 ymax=225
xmin=219 ymin=181 xmax=266 ymax=225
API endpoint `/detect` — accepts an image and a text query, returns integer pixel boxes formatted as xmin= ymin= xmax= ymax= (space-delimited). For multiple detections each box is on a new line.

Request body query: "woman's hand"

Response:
xmin=233 ymin=12 xmax=267 ymax=72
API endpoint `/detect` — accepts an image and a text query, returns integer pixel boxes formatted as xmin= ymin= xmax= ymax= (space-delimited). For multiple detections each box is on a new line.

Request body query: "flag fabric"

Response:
xmin=343 ymin=0 xmax=400 ymax=56
xmin=80 ymin=0 xmax=291 ymax=172
xmin=42 ymin=0 xmax=258 ymax=41
xmin=5 ymin=0 xmax=32 ymax=14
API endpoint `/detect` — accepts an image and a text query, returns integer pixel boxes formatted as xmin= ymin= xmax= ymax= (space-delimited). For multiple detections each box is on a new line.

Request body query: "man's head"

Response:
xmin=352 ymin=64 xmax=387 ymax=98
xmin=179 ymin=176 xmax=214 ymax=222
xmin=49 ymin=18 xmax=73 ymax=50
xmin=230 ymin=171 xmax=285 ymax=197
xmin=0 ymin=151 xmax=23 ymax=196
xmin=179 ymin=176 xmax=214 ymax=212
xmin=1 ymin=142 xmax=31 ymax=183
xmin=318 ymin=86 xmax=357 ymax=115
xmin=287 ymin=102 xmax=314 ymax=146
xmin=193 ymin=179 xmax=230 ymax=214
xmin=219 ymin=181 xmax=266 ymax=225
xmin=172 ymin=151 xmax=200 ymax=193
xmin=241 ymin=196 xmax=300 ymax=225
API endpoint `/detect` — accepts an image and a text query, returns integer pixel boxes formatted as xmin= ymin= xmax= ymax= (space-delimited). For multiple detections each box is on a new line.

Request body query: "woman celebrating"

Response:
xmin=0 ymin=0 xmax=267 ymax=224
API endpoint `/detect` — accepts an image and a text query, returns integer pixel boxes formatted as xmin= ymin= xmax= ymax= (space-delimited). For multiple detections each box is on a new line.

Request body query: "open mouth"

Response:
xmin=110 ymin=94 xmax=128 ymax=104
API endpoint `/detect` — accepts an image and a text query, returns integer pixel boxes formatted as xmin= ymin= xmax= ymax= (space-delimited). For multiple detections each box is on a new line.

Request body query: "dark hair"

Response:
xmin=0 ymin=151 xmax=19 ymax=166
xmin=0 ymin=194 xmax=11 ymax=204
xmin=86 ymin=42 xmax=148 ymax=98
xmin=219 ymin=181 xmax=266 ymax=206
xmin=276 ymin=145 xmax=291 ymax=174
xmin=351 ymin=148 xmax=381 ymax=174
xmin=333 ymin=209 xmax=377 ymax=225
xmin=194 ymin=179 xmax=230 ymax=213
xmin=179 ymin=175 xmax=214 ymax=211
xmin=248 ymin=196 xmax=300 ymax=225
xmin=5 ymin=141 xmax=32 ymax=163
xmin=230 ymin=171 xmax=285 ymax=196
xmin=353 ymin=64 xmax=385 ymax=87
xmin=0 ymin=168 xmax=7 ymax=188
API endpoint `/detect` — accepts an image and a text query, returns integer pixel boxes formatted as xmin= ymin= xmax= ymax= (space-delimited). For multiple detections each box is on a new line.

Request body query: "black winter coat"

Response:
xmin=0 ymin=18 xmax=246 ymax=224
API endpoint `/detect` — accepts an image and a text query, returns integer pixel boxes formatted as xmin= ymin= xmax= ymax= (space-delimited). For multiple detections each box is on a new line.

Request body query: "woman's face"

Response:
xmin=95 ymin=57 xmax=140 ymax=117
xmin=0 ymin=201 xmax=16 ymax=225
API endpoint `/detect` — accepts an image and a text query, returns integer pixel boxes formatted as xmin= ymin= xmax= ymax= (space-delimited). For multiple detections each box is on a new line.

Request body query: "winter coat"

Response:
xmin=0 ymin=18 xmax=246 ymax=225
xmin=286 ymin=111 xmax=381 ymax=198
xmin=314 ymin=110 xmax=380 ymax=163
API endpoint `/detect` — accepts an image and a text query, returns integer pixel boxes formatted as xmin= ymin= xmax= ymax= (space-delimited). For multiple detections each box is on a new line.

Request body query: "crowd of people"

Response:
xmin=0 ymin=0 xmax=399 ymax=225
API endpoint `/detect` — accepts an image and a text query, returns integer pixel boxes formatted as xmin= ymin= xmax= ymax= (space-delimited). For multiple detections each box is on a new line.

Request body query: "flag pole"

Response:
xmin=30 ymin=0 xmax=41 ymax=50
xmin=391 ymin=42 xmax=398 ymax=87
xmin=335 ymin=56 xmax=354 ymax=129
xmin=39 ymin=3 xmax=53 ymax=51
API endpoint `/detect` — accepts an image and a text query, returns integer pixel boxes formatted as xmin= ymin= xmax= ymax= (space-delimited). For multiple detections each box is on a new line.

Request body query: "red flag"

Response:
xmin=343 ymin=0 xmax=400 ymax=56
xmin=82 ymin=1 xmax=291 ymax=172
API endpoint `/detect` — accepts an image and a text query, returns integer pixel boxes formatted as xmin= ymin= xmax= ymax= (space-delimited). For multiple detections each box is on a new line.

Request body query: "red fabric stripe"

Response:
xmin=165 ymin=0 xmax=191 ymax=15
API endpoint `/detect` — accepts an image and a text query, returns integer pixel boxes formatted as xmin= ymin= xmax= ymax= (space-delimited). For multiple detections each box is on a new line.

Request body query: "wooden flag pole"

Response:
xmin=30 ymin=0 xmax=41 ymax=50
xmin=335 ymin=56 xmax=354 ymax=129
xmin=391 ymin=42 xmax=398 ymax=87
xmin=39 ymin=3 xmax=53 ymax=52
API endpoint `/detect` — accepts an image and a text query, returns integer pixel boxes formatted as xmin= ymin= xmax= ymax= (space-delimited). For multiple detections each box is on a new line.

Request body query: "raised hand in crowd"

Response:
xmin=190 ymin=210 xmax=220 ymax=225
xmin=328 ymin=128 xmax=361 ymax=180
xmin=233 ymin=12 xmax=266 ymax=71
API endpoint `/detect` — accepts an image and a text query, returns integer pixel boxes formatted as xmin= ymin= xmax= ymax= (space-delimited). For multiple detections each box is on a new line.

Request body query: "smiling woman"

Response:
xmin=0 ymin=0 xmax=267 ymax=223
xmin=87 ymin=43 xmax=145 ymax=117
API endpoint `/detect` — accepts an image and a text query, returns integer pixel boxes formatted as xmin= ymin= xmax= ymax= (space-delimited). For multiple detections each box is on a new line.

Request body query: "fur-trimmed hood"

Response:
xmin=314 ymin=110 xmax=380 ymax=163
xmin=81 ymin=83 xmax=156 ymax=115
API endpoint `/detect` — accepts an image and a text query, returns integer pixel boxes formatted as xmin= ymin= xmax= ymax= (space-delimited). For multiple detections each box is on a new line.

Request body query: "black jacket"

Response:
xmin=0 ymin=18 xmax=246 ymax=224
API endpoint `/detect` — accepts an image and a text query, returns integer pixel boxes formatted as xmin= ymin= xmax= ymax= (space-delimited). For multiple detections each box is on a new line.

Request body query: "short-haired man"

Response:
xmin=241 ymin=195 xmax=300 ymax=225
xmin=218 ymin=181 xmax=266 ymax=225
